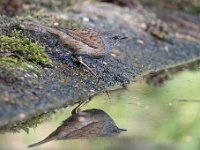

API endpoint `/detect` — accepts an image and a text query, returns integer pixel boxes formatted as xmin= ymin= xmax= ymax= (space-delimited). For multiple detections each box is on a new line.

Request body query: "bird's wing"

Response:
xmin=66 ymin=28 xmax=105 ymax=49
xmin=62 ymin=121 xmax=104 ymax=139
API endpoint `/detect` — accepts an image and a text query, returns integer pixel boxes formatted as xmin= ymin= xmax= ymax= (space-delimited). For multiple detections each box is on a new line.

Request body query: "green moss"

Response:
xmin=20 ymin=113 xmax=52 ymax=134
xmin=142 ymin=0 xmax=200 ymax=14
xmin=0 ymin=35 xmax=52 ymax=66
xmin=189 ymin=2 xmax=200 ymax=14
xmin=0 ymin=57 xmax=33 ymax=71
xmin=0 ymin=112 xmax=53 ymax=134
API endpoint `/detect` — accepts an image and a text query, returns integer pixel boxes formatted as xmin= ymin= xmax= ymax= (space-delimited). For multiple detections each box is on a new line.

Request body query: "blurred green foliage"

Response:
xmin=141 ymin=0 xmax=200 ymax=13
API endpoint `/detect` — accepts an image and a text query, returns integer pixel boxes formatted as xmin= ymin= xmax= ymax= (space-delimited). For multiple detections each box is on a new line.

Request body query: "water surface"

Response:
xmin=0 ymin=67 xmax=200 ymax=150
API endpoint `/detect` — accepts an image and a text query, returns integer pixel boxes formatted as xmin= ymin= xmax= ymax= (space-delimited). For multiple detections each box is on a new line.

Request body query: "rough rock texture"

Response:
xmin=0 ymin=2 xmax=200 ymax=128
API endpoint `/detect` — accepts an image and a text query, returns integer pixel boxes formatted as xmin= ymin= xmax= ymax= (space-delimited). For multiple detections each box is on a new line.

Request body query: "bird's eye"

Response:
xmin=112 ymin=36 xmax=119 ymax=40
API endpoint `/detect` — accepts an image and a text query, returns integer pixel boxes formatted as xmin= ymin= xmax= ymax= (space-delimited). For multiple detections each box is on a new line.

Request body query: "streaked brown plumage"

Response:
xmin=28 ymin=109 xmax=126 ymax=147
xmin=20 ymin=21 xmax=127 ymax=76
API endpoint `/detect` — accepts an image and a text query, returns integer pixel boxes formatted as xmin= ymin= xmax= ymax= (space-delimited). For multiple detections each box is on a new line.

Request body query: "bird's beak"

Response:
xmin=120 ymin=36 xmax=128 ymax=40
xmin=119 ymin=128 xmax=127 ymax=132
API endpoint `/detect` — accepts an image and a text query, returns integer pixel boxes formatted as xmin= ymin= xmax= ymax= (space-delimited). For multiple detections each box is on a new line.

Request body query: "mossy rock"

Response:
xmin=0 ymin=35 xmax=52 ymax=67
xmin=0 ymin=57 xmax=34 ymax=71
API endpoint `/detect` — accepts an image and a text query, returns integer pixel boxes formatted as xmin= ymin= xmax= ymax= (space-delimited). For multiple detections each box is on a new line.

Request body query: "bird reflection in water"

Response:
xmin=28 ymin=108 xmax=126 ymax=147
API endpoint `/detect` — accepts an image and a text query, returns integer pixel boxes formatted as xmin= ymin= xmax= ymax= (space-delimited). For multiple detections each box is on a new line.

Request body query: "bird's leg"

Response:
xmin=105 ymin=90 xmax=110 ymax=100
xmin=76 ymin=56 xmax=97 ymax=77
xmin=71 ymin=102 xmax=83 ymax=115
xmin=71 ymin=97 xmax=93 ymax=115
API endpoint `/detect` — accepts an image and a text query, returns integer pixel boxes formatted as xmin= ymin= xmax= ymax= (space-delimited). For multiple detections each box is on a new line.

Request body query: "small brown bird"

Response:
xmin=20 ymin=21 xmax=127 ymax=76
xmin=28 ymin=109 xmax=126 ymax=147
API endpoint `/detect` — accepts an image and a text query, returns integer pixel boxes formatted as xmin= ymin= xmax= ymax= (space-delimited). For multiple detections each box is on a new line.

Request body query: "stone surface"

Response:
xmin=0 ymin=2 xmax=200 ymax=128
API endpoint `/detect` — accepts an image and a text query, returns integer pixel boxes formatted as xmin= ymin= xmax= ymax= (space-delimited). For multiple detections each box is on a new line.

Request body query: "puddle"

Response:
xmin=0 ymin=66 xmax=200 ymax=150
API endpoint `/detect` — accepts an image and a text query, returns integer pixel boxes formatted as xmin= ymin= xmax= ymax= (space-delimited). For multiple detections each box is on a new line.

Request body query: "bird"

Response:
xmin=20 ymin=21 xmax=127 ymax=76
xmin=28 ymin=108 xmax=126 ymax=147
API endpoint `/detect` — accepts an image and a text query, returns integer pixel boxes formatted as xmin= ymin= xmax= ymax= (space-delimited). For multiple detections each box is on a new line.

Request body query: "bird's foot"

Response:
xmin=76 ymin=56 xmax=98 ymax=78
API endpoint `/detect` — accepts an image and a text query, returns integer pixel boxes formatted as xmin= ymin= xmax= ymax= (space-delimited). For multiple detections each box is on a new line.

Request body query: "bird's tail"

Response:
xmin=20 ymin=21 xmax=63 ymax=37
xmin=28 ymin=136 xmax=56 ymax=148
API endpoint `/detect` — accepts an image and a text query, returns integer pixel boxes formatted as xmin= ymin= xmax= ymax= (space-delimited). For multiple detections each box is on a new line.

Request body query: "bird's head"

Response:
xmin=102 ymin=32 xmax=128 ymax=51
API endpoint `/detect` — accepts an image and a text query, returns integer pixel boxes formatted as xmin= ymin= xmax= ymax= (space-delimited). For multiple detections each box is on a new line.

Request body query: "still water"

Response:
xmin=0 ymin=67 xmax=200 ymax=150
